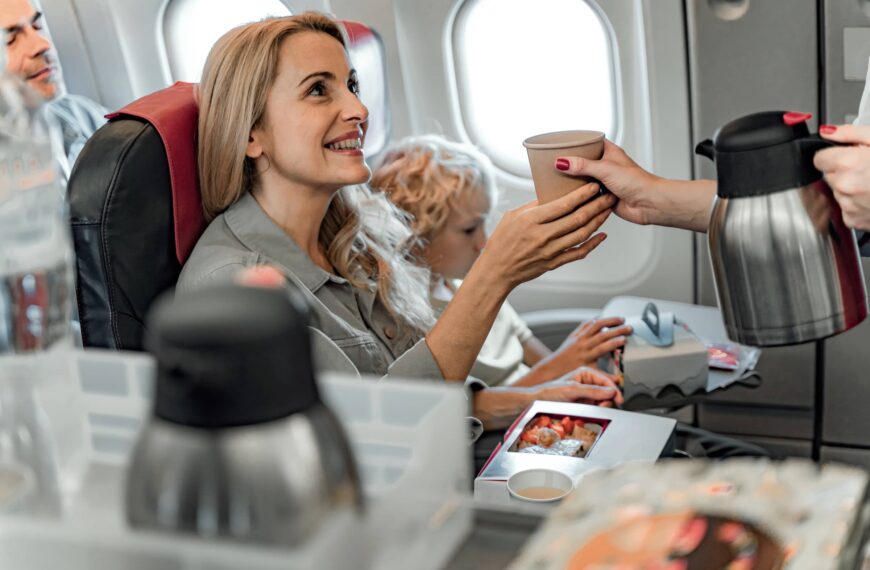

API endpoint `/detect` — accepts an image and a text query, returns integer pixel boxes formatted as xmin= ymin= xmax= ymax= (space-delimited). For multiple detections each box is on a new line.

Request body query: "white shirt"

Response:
xmin=855 ymin=55 xmax=870 ymax=125
xmin=431 ymin=279 xmax=534 ymax=386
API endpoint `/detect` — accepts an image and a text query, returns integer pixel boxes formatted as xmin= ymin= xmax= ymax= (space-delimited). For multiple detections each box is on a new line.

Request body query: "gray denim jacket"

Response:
xmin=177 ymin=192 xmax=444 ymax=382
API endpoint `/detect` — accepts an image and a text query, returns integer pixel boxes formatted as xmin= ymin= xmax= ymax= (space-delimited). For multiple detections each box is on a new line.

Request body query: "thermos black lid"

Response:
xmin=695 ymin=110 xmax=832 ymax=199
xmin=145 ymin=284 xmax=319 ymax=428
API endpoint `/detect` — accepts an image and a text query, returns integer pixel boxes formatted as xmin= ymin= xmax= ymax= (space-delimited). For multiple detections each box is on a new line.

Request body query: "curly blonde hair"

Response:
xmin=198 ymin=14 xmax=434 ymax=332
xmin=371 ymin=135 xmax=499 ymax=246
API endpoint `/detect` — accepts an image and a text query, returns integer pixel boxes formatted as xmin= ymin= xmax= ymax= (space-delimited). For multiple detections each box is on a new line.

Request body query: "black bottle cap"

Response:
xmin=145 ymin=284 xmax=319 ymax=428
xmin=695 ymin=110 xmax=832 ymax=199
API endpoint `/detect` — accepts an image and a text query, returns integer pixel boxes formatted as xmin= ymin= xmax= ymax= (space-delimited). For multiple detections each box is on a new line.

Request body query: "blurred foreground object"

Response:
xmin=510 ymin=458 xmax=869 ymax=569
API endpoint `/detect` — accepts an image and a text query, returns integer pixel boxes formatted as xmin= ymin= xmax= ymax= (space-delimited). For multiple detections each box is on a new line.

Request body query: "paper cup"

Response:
xmin=523 ymin=130 xmax=604 ymax=204
xmin=507 ymin=468 xmax=574 ymax=503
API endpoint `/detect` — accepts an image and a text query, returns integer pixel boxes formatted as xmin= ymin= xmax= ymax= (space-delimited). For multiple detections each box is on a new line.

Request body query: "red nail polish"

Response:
xmin=820 ymin=124 xmax=837 ymax=135
xmin=555 ymin=158 xmax=570 ymax=171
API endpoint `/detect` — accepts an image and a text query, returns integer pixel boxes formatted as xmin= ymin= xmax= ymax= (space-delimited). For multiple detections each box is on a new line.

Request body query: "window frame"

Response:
xmin=160 ymin=0 xmax=292 ymax=83
xmin=344 ymin=24 xmax=393 ymax=161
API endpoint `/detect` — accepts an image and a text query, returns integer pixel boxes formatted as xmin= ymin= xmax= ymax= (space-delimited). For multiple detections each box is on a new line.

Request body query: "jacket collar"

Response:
xmin=224 ymin=192 xmax=346 ymax=293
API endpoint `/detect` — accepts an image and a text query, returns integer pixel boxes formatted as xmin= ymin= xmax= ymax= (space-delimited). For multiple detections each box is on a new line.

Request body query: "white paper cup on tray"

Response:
xmin=523 ymin=130 xmax=604 ymax=204
xmin=507 ymin=468 xmax=574 ymax=503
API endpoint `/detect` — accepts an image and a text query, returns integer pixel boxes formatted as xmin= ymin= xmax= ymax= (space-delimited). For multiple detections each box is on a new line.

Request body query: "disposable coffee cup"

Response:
xmin=507 ymin=468 xmax=574 ymax=503
xmin=523 ymin=130 xmax=604 ymax=204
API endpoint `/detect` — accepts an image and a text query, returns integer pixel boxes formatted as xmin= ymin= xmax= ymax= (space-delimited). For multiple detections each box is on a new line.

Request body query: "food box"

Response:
xmin=598 ymin=302 xmax=709 ymax=399
xmin=474 ymin=401 xmax=677 ymax=506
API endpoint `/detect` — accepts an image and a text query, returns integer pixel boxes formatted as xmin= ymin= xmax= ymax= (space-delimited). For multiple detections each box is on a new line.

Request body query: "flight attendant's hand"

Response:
xmin=553 ymin=140 xmax=717 ymax=233
xmin=553 ymin=140 xmax=663 ymax=225
xmin=815 ymin=124 xmax=870 ymax=231
xmin=475 ymin=182 xmax=615 ymax=291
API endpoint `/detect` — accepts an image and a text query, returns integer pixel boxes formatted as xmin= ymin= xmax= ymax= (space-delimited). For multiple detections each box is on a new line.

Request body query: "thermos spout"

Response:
xmin=695 ymin=139 xmax=715 ymax=161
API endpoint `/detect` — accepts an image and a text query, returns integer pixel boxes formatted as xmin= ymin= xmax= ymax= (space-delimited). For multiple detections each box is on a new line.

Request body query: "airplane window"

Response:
xmin=344 ymin=24 xmax=391 ymax=158
xmin=163 ymin=0 xmax=291 ymax=82
xmin=452 ymin=0 xmax=617 ymax=177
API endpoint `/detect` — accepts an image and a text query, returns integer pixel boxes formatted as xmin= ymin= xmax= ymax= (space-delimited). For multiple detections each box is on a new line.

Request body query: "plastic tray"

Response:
xmin=0 ymin=348 xmax=472 ymax=570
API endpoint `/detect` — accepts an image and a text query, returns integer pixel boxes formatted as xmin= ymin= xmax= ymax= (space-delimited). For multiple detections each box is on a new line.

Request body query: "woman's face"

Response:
xmin=422 ymin=189 xmax=491 ymax=280
xmin=247 ymin=31 xmax=371 ymax=191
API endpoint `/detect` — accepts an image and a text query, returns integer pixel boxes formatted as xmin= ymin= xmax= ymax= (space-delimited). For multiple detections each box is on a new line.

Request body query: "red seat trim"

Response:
xmin=106 ymin=82 xmax=204 ymax=265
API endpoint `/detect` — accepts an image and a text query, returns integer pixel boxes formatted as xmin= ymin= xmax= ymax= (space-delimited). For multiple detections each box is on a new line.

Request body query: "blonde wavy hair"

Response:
xmin=371 ymin=135 xmax=499 ymax=247
xmin=198 ymin=13 xmax=434 ymax=332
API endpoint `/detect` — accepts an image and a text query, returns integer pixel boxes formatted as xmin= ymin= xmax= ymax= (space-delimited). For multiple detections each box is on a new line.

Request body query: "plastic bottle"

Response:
xmin=0 ymin=29 xmax=74 ymax=516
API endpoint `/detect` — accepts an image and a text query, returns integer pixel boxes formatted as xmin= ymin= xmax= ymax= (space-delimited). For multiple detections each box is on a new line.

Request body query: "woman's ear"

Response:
xmin=246 ymin=129 xmax=264 ymax=159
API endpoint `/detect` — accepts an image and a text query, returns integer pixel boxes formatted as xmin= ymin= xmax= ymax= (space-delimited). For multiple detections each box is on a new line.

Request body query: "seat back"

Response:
xmin=69 ymin=82 xmax=203 ymax=350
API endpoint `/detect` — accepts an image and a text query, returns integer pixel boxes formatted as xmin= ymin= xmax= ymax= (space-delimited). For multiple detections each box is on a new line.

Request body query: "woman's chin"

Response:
xmin=330 ymin=164 xmax=372 ymax=187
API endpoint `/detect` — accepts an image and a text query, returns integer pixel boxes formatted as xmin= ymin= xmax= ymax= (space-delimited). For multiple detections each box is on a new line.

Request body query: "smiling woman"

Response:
xmin=181 ymin=12 xmax=438 ymax=362
xmin=178 ymin=13 xmax=618 ymax=431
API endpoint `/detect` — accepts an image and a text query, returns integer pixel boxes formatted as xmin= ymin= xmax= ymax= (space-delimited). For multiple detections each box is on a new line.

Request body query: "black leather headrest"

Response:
xmin=69 ymin=118 xmax=180 ymax=350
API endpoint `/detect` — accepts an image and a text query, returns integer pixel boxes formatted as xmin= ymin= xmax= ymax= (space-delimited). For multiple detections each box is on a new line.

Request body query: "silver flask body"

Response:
xmin=708 ymin=179 xmax=867 ymax=346
xmin=126 ymin=403 xmax=361 ymax=547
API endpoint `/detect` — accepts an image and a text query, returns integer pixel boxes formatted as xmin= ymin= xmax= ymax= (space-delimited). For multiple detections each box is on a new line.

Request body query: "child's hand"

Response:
xmin=532 ymin=317 xmax=632 ymax=381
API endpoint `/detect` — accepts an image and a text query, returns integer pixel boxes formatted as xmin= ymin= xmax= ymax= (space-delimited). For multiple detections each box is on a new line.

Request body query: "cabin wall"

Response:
xmin=33 ymin=0 xmax=870 ymax=463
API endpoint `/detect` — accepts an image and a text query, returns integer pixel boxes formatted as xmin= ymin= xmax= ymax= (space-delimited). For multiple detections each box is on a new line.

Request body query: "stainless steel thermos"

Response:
xmin=697 ymin=110 xmax=867 ymax=346
xmin=126 ymin=285 xmax=362 ymax=546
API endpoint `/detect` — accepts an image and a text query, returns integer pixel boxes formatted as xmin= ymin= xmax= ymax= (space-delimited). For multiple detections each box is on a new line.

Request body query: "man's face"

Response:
xmin=0 ymin=0 xmax=61 ymax=100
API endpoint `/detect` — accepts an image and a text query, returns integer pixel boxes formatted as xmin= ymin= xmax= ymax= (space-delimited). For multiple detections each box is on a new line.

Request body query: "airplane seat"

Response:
xmin=67 ymin=21 xmax=377 ymax=351
xmin=68 ymin=82 xmax=204 ymax=351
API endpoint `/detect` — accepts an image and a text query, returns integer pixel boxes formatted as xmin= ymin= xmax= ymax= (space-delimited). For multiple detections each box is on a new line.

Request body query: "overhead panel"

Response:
xmin=823 ymin=0 xmax=870 ymax=124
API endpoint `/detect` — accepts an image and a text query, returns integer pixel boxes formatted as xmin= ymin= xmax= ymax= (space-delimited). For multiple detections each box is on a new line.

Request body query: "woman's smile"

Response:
xmin=324 ymin=129 xmax=365 ymax=156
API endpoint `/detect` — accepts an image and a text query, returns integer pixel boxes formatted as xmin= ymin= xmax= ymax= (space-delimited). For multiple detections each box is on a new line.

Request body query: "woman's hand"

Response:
xmin=474 ymin=182 xmax=615 ymax=292
xmin=554 ymin=140 xmax=717 ymax=233
xmin=815 ymin=124 xmax=870 ymax=231
xmin=431 ymin=182 xmax=613 ymax=382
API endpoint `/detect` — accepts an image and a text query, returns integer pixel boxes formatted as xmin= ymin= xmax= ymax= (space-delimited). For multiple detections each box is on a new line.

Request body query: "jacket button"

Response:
xmin=383 ymin=326 xmax=396 ymax=340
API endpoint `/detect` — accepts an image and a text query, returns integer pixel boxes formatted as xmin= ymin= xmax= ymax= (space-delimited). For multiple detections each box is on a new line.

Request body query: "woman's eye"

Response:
xmin=463 ymin=227 xmax=476 ymax=235
xmin=307 ymin=82 xmax=326 ymax=97
xmin=348 ymin=79 xmax=360 ymax=96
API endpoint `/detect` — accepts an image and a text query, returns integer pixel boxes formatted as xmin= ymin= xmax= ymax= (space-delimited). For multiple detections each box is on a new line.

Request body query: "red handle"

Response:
xmin=783 ymin=111 xmax=813 ymax=126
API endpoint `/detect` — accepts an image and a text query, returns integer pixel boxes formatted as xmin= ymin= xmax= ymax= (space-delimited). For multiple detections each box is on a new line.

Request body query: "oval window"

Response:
xmin=452 ymin=0 xmax=618 ymax=177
